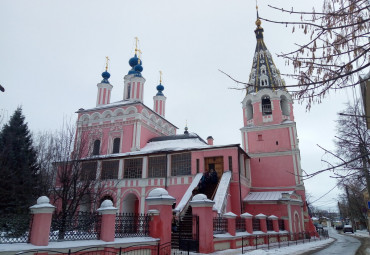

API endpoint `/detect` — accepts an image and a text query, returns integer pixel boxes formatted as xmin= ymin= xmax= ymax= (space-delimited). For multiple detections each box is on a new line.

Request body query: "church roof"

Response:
xmin=247 ymin=19 xmax=286 ymax=94
xmin=243 ymin=191 xmax=295 ymax=201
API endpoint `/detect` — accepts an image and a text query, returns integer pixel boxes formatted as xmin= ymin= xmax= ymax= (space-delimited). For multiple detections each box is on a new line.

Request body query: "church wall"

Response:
xmin=249 ymin=155 xmax=296 ymax=187
xmin=140 ymin=125 xmax=161 ymax=148
xmin=246 ymin=127 xmax=292 ymax=154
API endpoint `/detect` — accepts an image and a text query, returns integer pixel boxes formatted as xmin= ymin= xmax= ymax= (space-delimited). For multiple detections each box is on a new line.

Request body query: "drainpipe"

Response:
xmin=238 ymin=148 xmax=243 ymax=214
xmin=165 ymin=152 xmax=168 ymax=189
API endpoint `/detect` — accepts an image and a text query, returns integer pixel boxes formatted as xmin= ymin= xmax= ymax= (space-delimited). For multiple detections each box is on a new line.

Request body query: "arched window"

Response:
xmin=92 ymin=139 xmax=100 ymax=155
xmin=246 ymin=100 xmax=253 ymax=120
xmin=113 ymin=138 xmax=120 ymax=154
xmin=262 ymin=96 xmax=272 ymax=115
xmin=127 ymin=84 xmax=131 ymax=99
xmin=280 ymin=96 xmax=290 ymax=116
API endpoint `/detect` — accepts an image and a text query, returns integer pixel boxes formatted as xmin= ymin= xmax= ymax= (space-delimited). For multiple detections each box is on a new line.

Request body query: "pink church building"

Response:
xmin=67 ymin=18 xmax=315 ymax=237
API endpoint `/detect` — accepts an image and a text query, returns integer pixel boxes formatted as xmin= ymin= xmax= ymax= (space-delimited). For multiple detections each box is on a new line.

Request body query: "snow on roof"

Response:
xmin=141 ymin=138 xmax=209 ymax=152
xmin=77 ymin=100 xmax=135 ymax=112
xmin=243 ymin=191 xmax=294 ymax=201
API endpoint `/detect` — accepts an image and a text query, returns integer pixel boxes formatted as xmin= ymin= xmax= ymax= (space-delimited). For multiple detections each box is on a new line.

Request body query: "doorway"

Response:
xmin=204 ymin=156 xmax=224 ymax=179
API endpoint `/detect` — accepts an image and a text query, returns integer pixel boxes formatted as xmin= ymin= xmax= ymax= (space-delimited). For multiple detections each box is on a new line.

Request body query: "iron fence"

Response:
xmin=49 ymin=212 xmax=101 ymax=241
xmin=213 ymin=216 xmax=228 ymax=234
xmin=240 ymin=231 xmax=330 ymax=254
xmin=0 ymin=214 xmax=32 ymax=244
xmin=236 ymin=216 xmax=246 ymax=232
xmin=115 ymin=213 xmax=150 ymax=238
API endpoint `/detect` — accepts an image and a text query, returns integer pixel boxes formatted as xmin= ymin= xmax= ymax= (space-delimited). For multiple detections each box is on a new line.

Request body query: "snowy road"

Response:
xmin=311 ymin=227 xmax=361 ymax=255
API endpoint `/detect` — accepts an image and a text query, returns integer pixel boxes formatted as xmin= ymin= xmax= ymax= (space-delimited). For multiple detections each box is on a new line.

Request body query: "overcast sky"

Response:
xmin=0 ymin=0 xmax=362 ymax=211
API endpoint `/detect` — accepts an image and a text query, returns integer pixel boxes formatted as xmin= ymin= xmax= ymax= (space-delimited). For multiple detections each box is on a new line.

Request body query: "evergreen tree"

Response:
xmin=0 ymin=107 xmax=39 ymax=214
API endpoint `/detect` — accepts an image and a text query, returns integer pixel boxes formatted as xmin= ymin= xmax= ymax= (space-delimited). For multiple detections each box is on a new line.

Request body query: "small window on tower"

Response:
xmin=262 ymin=96 xmax=272 ymax=115
xmin=258 ymin=134 xmax=263 ymax=141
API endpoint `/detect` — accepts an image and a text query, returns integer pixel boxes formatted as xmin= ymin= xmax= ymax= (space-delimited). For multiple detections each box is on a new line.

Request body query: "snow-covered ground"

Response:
xmin=199 ymin=238 xmax=334 ymax=255
xmin=351 ymin=229 xmax=370 ymax=238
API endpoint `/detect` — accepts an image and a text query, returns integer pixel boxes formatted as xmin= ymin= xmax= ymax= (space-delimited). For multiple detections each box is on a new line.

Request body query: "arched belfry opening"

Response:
xmin=280 ymin=95 xmax=289 ymax=116
xmin=261 ymin=96 xmax=272 ymax=115
xmin=246 ymin=100 xmax=253 ymax=120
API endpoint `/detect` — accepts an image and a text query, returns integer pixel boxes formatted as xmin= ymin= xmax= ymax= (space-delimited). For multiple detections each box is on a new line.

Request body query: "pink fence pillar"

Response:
xmin=256 ymin=213 xmax=267 ymax=233
xmin=97 ymin=200 xmax=118 ymax=242
xmin=29 ymin=196 xmax=55 ymax=246
xmin=224 ymin=212 xmax=237 ymax=249
xmin=145 ymin=188 xmax=175 ymax=246
xmin=190 ymin=194 xmax=215 ymax=254
xmin=268 ymin=215 xmax=279 ymax=232
xmin=241 ymin=212 xmax=253 ymax=233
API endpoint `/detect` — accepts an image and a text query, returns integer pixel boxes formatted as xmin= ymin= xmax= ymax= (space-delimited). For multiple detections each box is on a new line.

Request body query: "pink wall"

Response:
xmin=247 ymin=128 xmax=292 ymax=154
xmin=250 ymin=156 xmax=297 ymax=187
xmin=246 ymin=203 xmax=288 ymax=219
xmin=140 ymin=125 xmax=161 ymax=148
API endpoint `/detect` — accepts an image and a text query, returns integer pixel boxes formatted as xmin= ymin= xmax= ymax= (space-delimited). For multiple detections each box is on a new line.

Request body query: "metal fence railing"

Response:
xmin=236 ymin=216 xmax=246 ymax=232
xmin=115 ymin=213 xmax=150 ymax=238
xmin=49 ymin=212 xmax=101 ymax=241
xmin=0 ymin=214 xmax=32 ymax=244
xmin=213 ymin=216 xmax=228 ymax=234
xmin=240 ymin=231 xmax=330 ymax=254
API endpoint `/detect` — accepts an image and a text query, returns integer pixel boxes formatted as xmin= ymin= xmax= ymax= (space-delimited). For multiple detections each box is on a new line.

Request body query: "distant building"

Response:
xmin=59 ymin=18 xmax=315 ymax=234
xmin=359 ymin=71 xmax=370 ymax=129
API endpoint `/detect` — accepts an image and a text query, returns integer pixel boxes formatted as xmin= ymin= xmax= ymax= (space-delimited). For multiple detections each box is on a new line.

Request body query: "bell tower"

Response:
xmin=240 ymin=17 xmax=303 ymax=190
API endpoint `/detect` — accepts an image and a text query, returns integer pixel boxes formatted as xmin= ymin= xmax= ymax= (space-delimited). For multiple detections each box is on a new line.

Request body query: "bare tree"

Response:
xmin=40 ymin=123 xmax=105 ymax=239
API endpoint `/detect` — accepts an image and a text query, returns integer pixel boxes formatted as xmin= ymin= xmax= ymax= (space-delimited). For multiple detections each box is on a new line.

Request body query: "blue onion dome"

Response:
xmin=101 ymin=71 xmax=110 ymax=84
xmin=134 ymin=63 xmax=143 ymax=72
xmin=129 ymin=54 xmax=139 ymax=67
xmin=156 ymin=83 xmax=164 ymax=96
xmin=128 ymin=69 xmax=137 ymax=75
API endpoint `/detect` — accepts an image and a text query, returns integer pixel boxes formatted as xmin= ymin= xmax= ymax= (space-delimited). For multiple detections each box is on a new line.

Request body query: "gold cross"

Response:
xmin=134 ymin=37 xmax=139 ymax=54
xmin=159 ymin=70 xmax=163 ymax=83
xmin=105 ymin=56 xmax=110 ymax=71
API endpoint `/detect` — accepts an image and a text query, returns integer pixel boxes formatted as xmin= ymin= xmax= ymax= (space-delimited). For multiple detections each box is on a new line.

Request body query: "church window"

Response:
xmin=92 ymin=139 xmax=100 ymax=155
xmin=228 ymin=156 xmax=233 ymax=171
xmin=112 ymin=138 xmax=120 ymax=154
xmin=127 ymin=84 xmax=131 ymax=99
xmin=81 ymin=161 xmax=97 ymax=181
xmin=262 ymin=96 xmax=272 ymax=115
xmin=171 ymin=153 xmax=191 ymax=176
xmin=124 ymin=158 xmax=143 ymax=178
xmin=258 ymin=134 xmax=263 ymax=141
xmin=101 ymin=160 xmax=119 ymax=179
xmin=280 ymin=96 xmax=289 ymax=116
xmin=148 ymin=156 xmax=167 ymax=178
xmin=246 ymin=100 xmax=253 ymax=120
xmin=196 ymin=159 xmax=200 ymax=173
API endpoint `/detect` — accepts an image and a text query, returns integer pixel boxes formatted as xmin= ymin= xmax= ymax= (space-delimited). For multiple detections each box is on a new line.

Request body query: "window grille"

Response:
xmin=81 ymin=161 xmax=97 ymax=181
xmin=112 ymin=138 xmax=120 ymax=154
xmin=148 ymin=156 xmax=166 ymax=178
xmin=92 ymin=140 xmax=100 ymax=155
xmin=278 ymin=219 xmax=285 ymax=230
xmin=252 ymin=218 xmax=261 ymax=231
xmin=267 ymin=219 xmax=274 ymax=231
xmin=124 ymin=158 xmax=143 ymax=178
xmin=171 ymin=153 xmax=191 ymax=176
xmin=101 ymin=160 xmax=119 ymax=179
